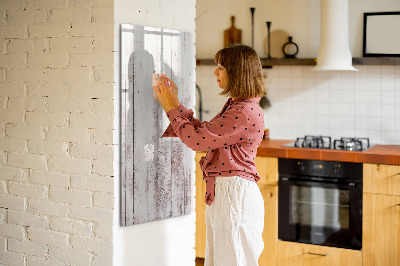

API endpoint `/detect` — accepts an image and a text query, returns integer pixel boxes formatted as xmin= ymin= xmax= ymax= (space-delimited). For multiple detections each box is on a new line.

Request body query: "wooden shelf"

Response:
xmin=196 ymin=57 xmax=400 ymax=67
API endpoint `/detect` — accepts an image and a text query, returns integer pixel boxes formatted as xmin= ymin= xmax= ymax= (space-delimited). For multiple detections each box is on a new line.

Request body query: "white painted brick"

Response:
xmin=0 ymin=250 xmax=24 ymax=266
xmin=92 ymin=129 xmax=113 ymax=144
xmin=8 ymin=210 xmax=49 ymax=229
xmin=0 ymin=208 xmax=6 ymax=222
xmin=0 ymin=166 xmax=24 ymax=181
xmin=27 ymin=81 xmax=68 ymax=97
xmin=48 ymin=246 xmax=91 ymax=265
xmin=28 ymin=53 xmax=69 ymax=68
xmin=0 ymin=55 xmax=24 ymax=67
xmin=70 ymin=113 xmax=113 ymax=129
xmin=7 ymin=9 xmax=48 ymax=24
xmin=0 ymin=151 xmax=6 ymax=165
xmin=28 ymin=199 xmax=68 ymax=217
xmin=93 ymin=193 xmax=113 ymax=208
xmin=27 ymin=227 xmax=68 ymax=248
xmin=0 ymin=82 xmax=25 ymax=97
xmin=29 ymin=170 xmax=69 ymax=187
xmin=7 ymin=39 xmax=47 ymax=54
xmin=91 ymin=7 xmax=113 ymax=23
xmin=70 ymin=52 xmax=112 ymax=67
xmin=92 ymin=36 xmax=113 ymax=52
xmin=48 ymin=157 xmax=91 ymax=175
xmin=71 ymin=235 xmax=111 ymax=254
xmin=7 ymin=97 xmax=48 ymax=112
xmin=8 ymin=238 xmax=47 ymax=257
xmin=0 ymin=25 xmax=27 ymax=39
xmin=6 ymin=125 xmax=46 ymax=140
xmin=0 ymin=181 xmax=6 ymax=194
xmin=94 ymin=66 xmax=113 ymax=82
xmin=50 ymin=217 xmax=92 ymax=236
xmin=70 ymin=143 xmax=113 ymax=161
xmin=70 ymin=22 xmax=113 ymax=37
xmin=46 ymin=67 xmax=91 ymax=82
xmin=0 ymin=224 xmax=24 ymax=239
xmin=1 ymin=0 xmax=27 ymax=9
xmin=26 ymin=256 xmax=64 ymax=266
xmin=0 ymin=195 xmax=25 ymax=210
xmin=29 ymin=23 xmax=69 ymax=38
xmin=28 ymin=140 xmax=68 ymax=156
xmin=26 ymin=111 xmax=69 ymax=127
xmin=29 ymin=0 xmax=68 ymax=9
xmin=47 ymin=97 xmax=113 ymax=114
xmin=0 ymin=68 xmax=5 ymax=82
xmin=49 ymin=186 xmax=91 ymax=205
xmin=69 ymin=205 xmax=112 ymax=223
xmin=0 ymin=97 xmax=7 ymax=111
xmin=8 ymin=181 xmax=47 ymax=199
xmin=0 ymin=110 xmax=24 ymax=124
xmin=69 ymin=82 xmax=113 ymax=98
xmin=93 ymin=223 xmax=111 ymax=240
xmin=70 ymin=174 xmax=113 ymax=193
xmin=8 ymin=152 xmax=47 ymax=170
xmin=91 ymin=0 xmax=113 ymax=7
xmin=68 ymin=0 xmax=112 ymax=7
xmin=49 ymin=7 xmax=91 ymax=23
xmin=92 ymin=253 xmax=113 ymax=266
xmin=50 ymin=37 xmax=92 ymax=53
xmin=92 ymin=159 xmax=113 ymax=176
xmin=0 ymin=235 xmax=5 ymax=251
xmin=7 ymin=68 xmax=46 ymax=82
xmin=47 ymin=127 xmax=87 ymax=142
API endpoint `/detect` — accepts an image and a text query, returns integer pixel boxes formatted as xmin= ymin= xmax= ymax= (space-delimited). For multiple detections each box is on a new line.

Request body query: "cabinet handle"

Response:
xmin=307 ymin=252 xmax=328 ymax=256
xmin=397 ymin=204 xmax=400 ymax=207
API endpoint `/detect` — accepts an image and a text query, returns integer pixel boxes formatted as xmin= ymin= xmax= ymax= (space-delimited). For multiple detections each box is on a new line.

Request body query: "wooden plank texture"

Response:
xmin=121 ymin=24 xmax=193 ymax=226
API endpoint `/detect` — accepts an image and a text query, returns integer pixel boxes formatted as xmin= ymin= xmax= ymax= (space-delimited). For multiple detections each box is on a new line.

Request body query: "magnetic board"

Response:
xmin=120 ymin=24 xmax=193 ymax=226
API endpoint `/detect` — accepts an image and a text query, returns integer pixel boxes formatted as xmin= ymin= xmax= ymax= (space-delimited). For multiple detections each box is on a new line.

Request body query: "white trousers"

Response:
xmin=205 ymin=176 xmax=264 ymax=266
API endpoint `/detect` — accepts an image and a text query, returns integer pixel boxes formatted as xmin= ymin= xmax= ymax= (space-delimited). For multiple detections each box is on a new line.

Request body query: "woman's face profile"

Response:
xmin=214 ymin=64 xmax=228 ymax=90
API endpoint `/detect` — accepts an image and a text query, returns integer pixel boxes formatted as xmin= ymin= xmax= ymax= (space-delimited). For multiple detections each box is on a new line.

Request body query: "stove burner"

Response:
xmin=333 ymin=137 xmax=370 ymax=151
xmin=295 ymin=135 xmax=332 ymax=149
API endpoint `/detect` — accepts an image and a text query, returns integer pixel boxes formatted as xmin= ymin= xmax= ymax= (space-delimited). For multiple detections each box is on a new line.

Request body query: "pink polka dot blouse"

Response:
xmin=162 ymin=97 xmax=265 ymax=205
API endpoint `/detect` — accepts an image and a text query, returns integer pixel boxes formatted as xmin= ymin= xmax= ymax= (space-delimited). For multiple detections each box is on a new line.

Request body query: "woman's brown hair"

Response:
xmin=214 ymin=44 xmax=266 ymax=99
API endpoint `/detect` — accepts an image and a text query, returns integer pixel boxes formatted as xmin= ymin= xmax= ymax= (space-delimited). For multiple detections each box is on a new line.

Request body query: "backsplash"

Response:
xmin=196 ymin=65 xmax=400 ymax=145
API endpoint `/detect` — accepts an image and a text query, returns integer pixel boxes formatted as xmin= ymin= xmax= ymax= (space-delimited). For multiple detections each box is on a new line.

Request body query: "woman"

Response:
xmin=154 ymin=44 xmax=266 ymax=266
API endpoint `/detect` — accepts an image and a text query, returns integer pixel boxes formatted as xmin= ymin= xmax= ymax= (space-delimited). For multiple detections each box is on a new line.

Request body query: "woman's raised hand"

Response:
xmin=153 ymin=76 xmax=175 ymax=113
xmin=163 ymin=76 xmax=180 ymax=109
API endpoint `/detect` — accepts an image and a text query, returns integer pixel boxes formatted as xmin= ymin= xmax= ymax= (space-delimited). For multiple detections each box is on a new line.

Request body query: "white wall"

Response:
xmin=0 ymin=0 xmax=115 ymax=265
xmin=196 ymin=0 xmax=400 ymax=58
xmin=196 ymin=0 xmax=400 ymax=145
xmin=113 ymin=1 xmax=197 ymax=266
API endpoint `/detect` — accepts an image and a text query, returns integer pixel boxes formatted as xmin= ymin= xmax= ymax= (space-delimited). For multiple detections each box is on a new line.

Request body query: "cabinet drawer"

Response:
xmin=364 ymin=164 xmax=400 ymax=196
xmin=277 ymin=241 xmax=362 ymax=266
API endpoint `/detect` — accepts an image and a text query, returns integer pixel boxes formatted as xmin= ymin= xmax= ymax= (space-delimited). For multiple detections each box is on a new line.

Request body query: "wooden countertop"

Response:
xmin=256 ymin=139 xmax=400 ymax=165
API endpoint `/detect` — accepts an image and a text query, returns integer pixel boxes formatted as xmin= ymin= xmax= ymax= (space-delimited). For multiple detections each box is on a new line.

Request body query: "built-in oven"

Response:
xmin=278 ymin=158 xmax=363 ymax=250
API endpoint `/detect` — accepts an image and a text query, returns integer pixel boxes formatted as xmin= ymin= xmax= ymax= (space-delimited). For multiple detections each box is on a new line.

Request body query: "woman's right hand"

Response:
xmin=161 ymin=76 xmax=180 ymax=109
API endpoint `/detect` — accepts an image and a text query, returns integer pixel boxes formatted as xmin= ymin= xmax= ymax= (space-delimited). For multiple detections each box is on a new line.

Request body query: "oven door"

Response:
xmin=278 ymin=176 xmax=362 ymax=250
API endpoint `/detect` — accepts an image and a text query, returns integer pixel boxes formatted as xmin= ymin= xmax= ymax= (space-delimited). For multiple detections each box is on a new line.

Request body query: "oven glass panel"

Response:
xmin=290 ymin=186 xmax=350 ymax=233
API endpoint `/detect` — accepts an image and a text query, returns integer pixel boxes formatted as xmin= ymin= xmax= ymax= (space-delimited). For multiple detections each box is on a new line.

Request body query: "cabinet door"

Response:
xmin=277 ymin=241 xmax=362 ymax=266
xmin=259 ymin=185 xmax=278 ymax=266
xmin=195 ymin=152 xmax=207 ymax=258
xmin=364 ymin=164 xmax=400 ymax=196
xmin=363 ymin=193 xmax=400 ymax=266
xmin=255 ymin=156 xmax=278 ymax=186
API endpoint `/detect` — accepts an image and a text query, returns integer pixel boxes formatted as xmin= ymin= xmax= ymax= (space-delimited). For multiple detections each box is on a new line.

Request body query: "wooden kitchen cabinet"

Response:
xmin=363 ymin=163 xmax=400 ymax=266
xmin=195 ymin=154 xmax=279 ymax=264
xmin=364 ymin=163 xmax=400 ymax=196
xmin=195 ymin=152 xmax=207 ymax=258
xmin=276 ymin=241 xmax=362 ymax=266
xmin=363 ymin=193 xmax=400 ymax=266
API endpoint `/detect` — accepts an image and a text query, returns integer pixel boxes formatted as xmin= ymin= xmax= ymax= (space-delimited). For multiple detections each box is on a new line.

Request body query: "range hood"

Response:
xmin=314 ymin=0 xmax=358 ymax=71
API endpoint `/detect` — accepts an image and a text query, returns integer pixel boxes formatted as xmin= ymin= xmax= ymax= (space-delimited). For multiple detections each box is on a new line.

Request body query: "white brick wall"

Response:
xmin=0 ymin=0 xmax=114 ymax=265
